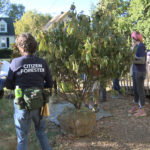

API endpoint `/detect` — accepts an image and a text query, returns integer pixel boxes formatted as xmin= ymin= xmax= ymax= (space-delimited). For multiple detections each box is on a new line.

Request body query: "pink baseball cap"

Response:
xmin=131 ymin=31 xmax=143 ymax=42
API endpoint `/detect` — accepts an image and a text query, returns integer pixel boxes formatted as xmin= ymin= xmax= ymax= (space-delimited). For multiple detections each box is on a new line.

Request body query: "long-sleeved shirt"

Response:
xmin=5 ymin=55 xmax=53 ymax=90
xmin=133 ymin=42 xmax=146 ymax=73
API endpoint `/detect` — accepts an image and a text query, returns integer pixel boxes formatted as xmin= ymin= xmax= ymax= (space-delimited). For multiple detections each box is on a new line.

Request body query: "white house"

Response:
xmin=43 ymin=11 xmax=70 ymax=31
xmin=0 ymin=18 xmax=15 ymax=49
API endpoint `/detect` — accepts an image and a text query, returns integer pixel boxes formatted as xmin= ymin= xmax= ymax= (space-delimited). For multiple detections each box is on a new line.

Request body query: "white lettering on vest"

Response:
xmin=20 ymin=64 xmax=45 ymax=74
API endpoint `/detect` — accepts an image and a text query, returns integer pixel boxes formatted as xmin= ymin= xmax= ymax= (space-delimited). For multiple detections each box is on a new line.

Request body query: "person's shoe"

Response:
xmin=118 ymin=94 xmax=124 ymax=99
xmin=54 ymin=90 xmax=57 ymax=96
xmin=112 ymin=94 xmax=123 ymax=99
xmin=92 ymin=104 xmax=99 ymax=113
xmin=128 ymin=105 xmax=139 ymax=114
xmin=99 ymin=98 xmax=107 ymax=103
xmin=112 ymin=95 xmax=118 ymax=99
xmin=85 ymin=103 xmax=89 ymax=108
xmin=133 ymin=108 xmax=147 ymax=117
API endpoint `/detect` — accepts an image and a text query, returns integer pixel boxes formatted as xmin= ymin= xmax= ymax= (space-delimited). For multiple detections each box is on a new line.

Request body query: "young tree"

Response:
xmin=91 ymin=0 xmax=132 ymax=78
xmin=37 ymin=3 xmax=133 ymax=109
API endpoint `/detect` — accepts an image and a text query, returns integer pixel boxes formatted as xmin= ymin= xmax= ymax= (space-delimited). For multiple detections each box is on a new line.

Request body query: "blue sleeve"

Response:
xmin=136 ymin=45 xmax=146 ymax=57
xmin=4 ymin=60 xmax=15 ymax=90
xmin=5 ymin=68 xmax=15 ymax=90
xmin=44 ymin=61 xmax=53 ymax=89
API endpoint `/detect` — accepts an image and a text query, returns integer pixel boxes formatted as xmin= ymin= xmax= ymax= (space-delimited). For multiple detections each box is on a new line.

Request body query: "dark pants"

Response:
xmin=100 ymin=83 xmax=106 ymax=100
xmin=50 ymin=80 xmax=57 ymax=95
xmin=0 ymin=78 xmax=5 ymax=90
xmin=53 ymin=80 xmax=57 ymax=92
xmin=133 ymin=71 xmax=146 ymax=108
xmin=14 ymin=102 xmax=52 ymax=150
xmin=0 ymin=78 xmax=5 ymax=99
xmin=113 ymin=78 xmax=121 ymax=94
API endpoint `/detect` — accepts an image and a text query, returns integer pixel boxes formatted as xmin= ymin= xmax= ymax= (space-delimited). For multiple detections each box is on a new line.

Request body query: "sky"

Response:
xmin=10 ymin=0 xmax=100 ymax=17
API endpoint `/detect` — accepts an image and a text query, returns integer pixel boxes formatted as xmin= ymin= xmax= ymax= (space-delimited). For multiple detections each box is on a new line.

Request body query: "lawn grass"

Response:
xmin=0 ymin=98 xmax=15 ymax=136
xmin=0 ymin=96 xmax=60 ymax=150
xmin=0 ymin=98 xmax=16 ymax=150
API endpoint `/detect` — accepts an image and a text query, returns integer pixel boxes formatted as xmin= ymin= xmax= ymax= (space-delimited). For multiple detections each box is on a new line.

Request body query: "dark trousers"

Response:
xmin=50 ymin=80 xmax=57 ymax=96
xmin=53 ymin=80 xmax=57 ymax=91
xmin=100 ymin=83 xmax=106 ymax=100
xmin=133 ymin=71 xmax=146 ymax=108
xmin=0 ymin=78 xmax=5 ymax=90
xmin=113 ymin=78 xmax=121 ymax=94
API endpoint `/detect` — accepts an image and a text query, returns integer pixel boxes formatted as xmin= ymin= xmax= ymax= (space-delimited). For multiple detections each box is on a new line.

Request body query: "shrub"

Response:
xmin=37 ymin=4 xmax=133 ymax=109
xmin=0 ymin=48 xmax=12 ymax=59
xmin=11 ymin=43 xmax=21 ymax=59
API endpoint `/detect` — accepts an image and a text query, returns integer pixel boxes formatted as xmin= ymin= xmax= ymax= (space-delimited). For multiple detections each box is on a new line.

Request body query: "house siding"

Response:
xmin=0 ymin=35 xmax=15 ymax=49
xmin=0 ymin=18 xmax=15 ymax=36
xmin=9 ymin=36 xmax=15 ymax=48
xmin=0 ymin=18 xmax=15 ymax=49
xmin=44 ymin=11 xmax=70 ymax=31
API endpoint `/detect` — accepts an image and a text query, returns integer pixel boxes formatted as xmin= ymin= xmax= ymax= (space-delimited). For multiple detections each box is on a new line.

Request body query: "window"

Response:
xmin=0 ymin=38 xmax=6 ymax=48
xmin=0 ymin=20 xmax=7 ymax=32
xmin=0 ymin=24 xmax=5 ymax=32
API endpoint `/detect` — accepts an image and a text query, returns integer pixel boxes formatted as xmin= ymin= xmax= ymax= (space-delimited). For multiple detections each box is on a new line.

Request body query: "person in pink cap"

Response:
xmin=128 ymin=31 xmax=147 ymax=116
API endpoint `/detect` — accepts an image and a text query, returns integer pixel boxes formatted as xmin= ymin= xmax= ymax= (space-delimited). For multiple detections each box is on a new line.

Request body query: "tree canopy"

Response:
xmin=127 ymin=0 xmax=150 ymax=49
xmin=6 ymin=3 xmax=25 ymax=21
xmin=14 ymin=11 xmax=52 ymax=36
xmin=0 ymin=0 xmax=9 ymax=14
xmin=115 ymin=0 xmax=150 ymax=49
xmin=37 ymin=3 xmax=133 ymax=109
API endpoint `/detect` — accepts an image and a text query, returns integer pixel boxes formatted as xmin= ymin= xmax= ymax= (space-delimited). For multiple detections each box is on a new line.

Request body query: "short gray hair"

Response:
xmin=16 ymin=33 xmax=37 ymax=54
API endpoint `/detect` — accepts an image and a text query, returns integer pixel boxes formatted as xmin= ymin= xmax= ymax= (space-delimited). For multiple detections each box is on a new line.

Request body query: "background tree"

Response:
xmin=14 ymin=11 xmax=52 ymax=36
xmin=6 ymin=3 xmax=25 ymax=21
xmin=127 ymin=0 xmax=150 ymax=49
xmin=0 ymin=0 xmax=9 ymax=14
xmin=91 ymin=0 xmax=132 ymax=79
xmin=116 ymin=0 xmax=150 ymax=49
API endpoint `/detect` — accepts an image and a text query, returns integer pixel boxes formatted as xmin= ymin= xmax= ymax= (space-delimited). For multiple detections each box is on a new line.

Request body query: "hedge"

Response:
xmin=0 ymin=48 xmax=13 ymax=59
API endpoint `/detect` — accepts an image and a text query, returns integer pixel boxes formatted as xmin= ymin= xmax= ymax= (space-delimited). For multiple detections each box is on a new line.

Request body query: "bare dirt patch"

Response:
xmin=51 ymin=94 xmax=150 ymax=150
xmin=1 ymin=94 xmax=150 ymax=150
